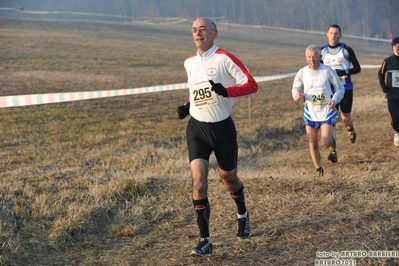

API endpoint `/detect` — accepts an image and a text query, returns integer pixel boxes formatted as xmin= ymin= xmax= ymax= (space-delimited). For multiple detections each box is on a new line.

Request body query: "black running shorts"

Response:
xmin=336 ymin=89 xmax=353 ymax=114
xmin=186 ymin=116 xmax=238 ymax=171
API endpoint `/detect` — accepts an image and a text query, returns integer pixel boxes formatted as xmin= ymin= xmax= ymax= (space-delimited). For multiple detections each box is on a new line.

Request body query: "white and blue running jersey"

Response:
xmin=323 ymin=43 xmax=354 ymax=91
xmin=292 ymin=64 xmax=345 ymax=122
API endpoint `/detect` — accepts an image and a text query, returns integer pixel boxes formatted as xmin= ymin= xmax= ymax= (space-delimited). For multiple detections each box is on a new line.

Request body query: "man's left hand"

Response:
xmin=209 ymin=80 xmax=228 ymax=97
xmin=328 ymin=100 xmax=336 ymax=111
xmin=335 ymin=69 xmax=346 ymax=77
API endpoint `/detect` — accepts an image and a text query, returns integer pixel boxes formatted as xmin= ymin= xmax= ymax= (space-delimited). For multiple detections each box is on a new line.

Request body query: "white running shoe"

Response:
xmin=394 ymin=132 xmax=399 ymax=147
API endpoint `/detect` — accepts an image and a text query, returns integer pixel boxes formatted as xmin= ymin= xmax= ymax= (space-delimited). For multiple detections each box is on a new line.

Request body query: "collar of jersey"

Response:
xmin=199 ymin=44 xmax=219 ymax=59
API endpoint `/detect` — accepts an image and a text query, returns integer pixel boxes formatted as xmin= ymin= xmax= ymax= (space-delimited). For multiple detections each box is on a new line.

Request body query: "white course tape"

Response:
xmin=0 ymin=66 xmax=380 ymax=108
xmin=0 ymin=83 xmax=187 ymax=108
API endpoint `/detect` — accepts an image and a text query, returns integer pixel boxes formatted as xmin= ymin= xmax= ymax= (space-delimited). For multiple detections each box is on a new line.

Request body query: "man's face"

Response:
xmin=326 ymin=27 xmax=341 ymax=46
xmin=306 ymin=49 xmax=321 ymax=69
xmin=393 ymin=43 xmax=399 ymax=56
xmin=191 ymin=18 xmax=217 ymax=53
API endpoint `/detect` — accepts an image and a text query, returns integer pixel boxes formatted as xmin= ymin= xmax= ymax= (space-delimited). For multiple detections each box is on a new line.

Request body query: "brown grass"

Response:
xmin=0 ymin=17 xmax=398 ymax=266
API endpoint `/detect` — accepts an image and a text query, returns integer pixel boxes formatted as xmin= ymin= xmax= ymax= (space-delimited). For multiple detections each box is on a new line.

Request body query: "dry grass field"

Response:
xmin=0 ymin=17 xmax=398 ymax=265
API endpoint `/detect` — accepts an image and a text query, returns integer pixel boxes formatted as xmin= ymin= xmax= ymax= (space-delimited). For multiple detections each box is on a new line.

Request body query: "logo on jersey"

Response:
xmin=330 ymin=58 xmax=343 ymax=64
xmin=207 ymin=67 xmax=217 ymax=76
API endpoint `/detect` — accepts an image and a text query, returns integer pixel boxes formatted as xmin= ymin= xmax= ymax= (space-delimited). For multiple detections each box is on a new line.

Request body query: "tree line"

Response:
xmin=3 ymin=0 xmax=398 ymax=38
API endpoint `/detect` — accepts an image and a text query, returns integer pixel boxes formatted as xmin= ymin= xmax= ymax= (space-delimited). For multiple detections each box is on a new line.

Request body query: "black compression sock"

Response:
xmin=231 ymin=185 xmax=247 ymax=215
xmin=193 ymin=198 xmax=210 ymax=238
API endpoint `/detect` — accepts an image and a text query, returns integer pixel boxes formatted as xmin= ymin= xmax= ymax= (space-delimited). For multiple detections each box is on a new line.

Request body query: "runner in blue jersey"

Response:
xmin=321 ymin=24 xmax=361 ymax=148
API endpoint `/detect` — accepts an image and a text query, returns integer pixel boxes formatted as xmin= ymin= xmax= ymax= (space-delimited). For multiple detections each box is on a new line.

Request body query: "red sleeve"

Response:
xmin=215 ymin=49 xmax=258 ymax=97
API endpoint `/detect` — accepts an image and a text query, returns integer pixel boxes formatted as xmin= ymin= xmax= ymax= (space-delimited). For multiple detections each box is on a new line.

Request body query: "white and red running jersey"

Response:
xmin=184 ymin=45 xmax=258 ymax=123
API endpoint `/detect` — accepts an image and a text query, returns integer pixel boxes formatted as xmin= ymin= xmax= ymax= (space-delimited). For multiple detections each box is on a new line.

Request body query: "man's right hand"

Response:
xmin=177 ymin=102 xmax=190 ymax=119
xmin=293 ymin=92 xmax=303 ymax=101
xmin=382 ymin=85 xmax=391 ymax=93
